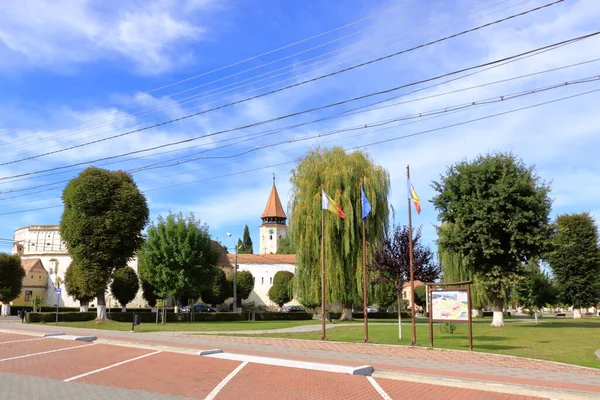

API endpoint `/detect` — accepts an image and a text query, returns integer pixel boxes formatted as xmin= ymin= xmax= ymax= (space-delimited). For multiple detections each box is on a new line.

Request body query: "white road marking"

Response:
xmin=64 ymin=350 xmax=162 ymax=382
xmin=0 ymin=343 xmax=95 ymax=362
xmin=367 ymin=376 xmax=392 ymax=400
xmin=204 ymin=361 xmax=248 ymax=400
xmin=0 ymin=338 xmax=44 ymax=345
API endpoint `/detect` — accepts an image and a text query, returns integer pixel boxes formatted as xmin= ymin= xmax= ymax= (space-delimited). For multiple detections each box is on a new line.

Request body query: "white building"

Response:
xmin=11 ymin=224 xmax=146 ymax=308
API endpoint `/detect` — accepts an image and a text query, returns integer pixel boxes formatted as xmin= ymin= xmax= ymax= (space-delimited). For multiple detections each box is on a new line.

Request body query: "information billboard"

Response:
xmin=431 ymin=289 xmax=469 ymax=321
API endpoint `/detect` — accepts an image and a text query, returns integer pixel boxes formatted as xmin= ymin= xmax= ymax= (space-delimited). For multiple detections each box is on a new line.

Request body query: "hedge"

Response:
xmin=255 ymin=312 xmax=313 ymax=321
xmin=26 ymin=312 xmax=96 ymax=323
xmin=10 ymin=306 xmax=80 ymax=316
xmin=327 ymin=311 xmax=412 ymax=319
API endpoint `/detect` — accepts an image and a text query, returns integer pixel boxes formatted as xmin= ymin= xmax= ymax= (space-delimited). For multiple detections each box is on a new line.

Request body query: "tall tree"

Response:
xmin=60 ymin=167 xmax=149 ymax=320
xmin=0 ymin=253 xmax=25 ymax=317
xmin=228 ymin=270 xmax=255 ymax=307
xmin=514 ymin=259 xmax=557 ymax=321
xmin=370 ymin=225 xmax=440 ymax=338
xmin=290 ymin=147 xmax=390 ymax=320
xmin=432 ymin=153 xmax=552 ymax=327
xmin=268 ymin=271 xmax=294 ymax=307
xmin=140 ymin=278 xmax=158 ymax=308
xmin=276 ymin=235 xmax=295 ymax=254
xmin=138 ymin=212 xmax=220 ymax=313
xmin=64 ymin=261 xmax=96 ymax=311
xmin=110 ymin=266 xmax=140 ymax=312
xmin=199 ymin=266 xmax=232 ymax=307
xmin=547 ymin=213 xmax=600 ymax=318
xmin=239 ymin=225 xmax=254 ymax=254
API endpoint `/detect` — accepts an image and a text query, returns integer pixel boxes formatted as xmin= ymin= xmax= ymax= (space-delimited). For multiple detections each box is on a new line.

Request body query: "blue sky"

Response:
xmin=0 ymin=0 xmax=599 ymax=257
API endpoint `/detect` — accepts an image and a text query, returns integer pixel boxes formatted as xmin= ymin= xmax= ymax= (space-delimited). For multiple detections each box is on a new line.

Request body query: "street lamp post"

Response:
xmin=226 ymin=233 xmax=238 ymax=313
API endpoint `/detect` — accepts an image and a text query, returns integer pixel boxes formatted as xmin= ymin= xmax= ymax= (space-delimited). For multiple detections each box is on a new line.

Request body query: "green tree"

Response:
xmin=229 ymin=270 xmax=255 ymax=307
xmin=140 ymin=278 xmax=158 ymax=308
xmin=547 ymin=213 xmax=600 ymax=318
xmin=239 ymin=225 xmax=254 ymax=254
xmin=290 ymin=147 xmax=390 ymax=320
xmin=199 ymin=267 xmax=232 ymax=307
xmin=371 ymin=281 xmax=396 ymax=309
xmin=64 ymin=261 xmax=96 ymax=311
xmin=514 ymin=260 xmax=557 ymax=320
xmin=60 ymin=167 xmax=149 ymax=320
xmin=110 ymin=266 xmax=140 ymax=312
xmin=370 ymin=225 xmax=440 ymax=338
xmin=0 ymin=253 xmax=25 ymax=316
xmin=414 ymin=285 xmax=426 ymax=308
xmin=432 ymin=153 xmax=552 ymax=327
xmin=138 ymin=212 xmax=219 ymax=313
xmin=268 ymin=271 xmax=294 ymax=307
xmin=276 ymin=235 xmax=296 ymax=254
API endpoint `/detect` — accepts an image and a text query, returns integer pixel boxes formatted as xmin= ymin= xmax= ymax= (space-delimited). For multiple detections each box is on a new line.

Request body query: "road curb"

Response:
xmin=373 ymin=369 xmax=600 ymax=400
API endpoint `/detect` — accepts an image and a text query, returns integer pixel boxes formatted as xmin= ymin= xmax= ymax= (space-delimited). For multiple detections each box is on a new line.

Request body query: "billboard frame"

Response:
xmin=426 ymin=281 xmax=473 ymax=351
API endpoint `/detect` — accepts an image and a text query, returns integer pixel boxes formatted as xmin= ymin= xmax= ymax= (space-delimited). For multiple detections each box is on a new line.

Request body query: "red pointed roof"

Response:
xmin=261 ymin=183 xmax=287 ymax=219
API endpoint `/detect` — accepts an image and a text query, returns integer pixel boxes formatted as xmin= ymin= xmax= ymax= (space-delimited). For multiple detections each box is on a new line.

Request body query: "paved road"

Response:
xmin=0 ymin=322 xmax=598 ymax=399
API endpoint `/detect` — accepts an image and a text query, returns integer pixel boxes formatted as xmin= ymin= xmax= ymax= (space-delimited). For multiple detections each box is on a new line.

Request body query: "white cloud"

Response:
xmin=0 ymin=0 xmax=219 ymax=73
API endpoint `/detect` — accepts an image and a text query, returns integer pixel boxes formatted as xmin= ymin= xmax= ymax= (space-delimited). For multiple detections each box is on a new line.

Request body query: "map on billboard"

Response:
xmin=431 ymin=290 xmax=468 ymax=321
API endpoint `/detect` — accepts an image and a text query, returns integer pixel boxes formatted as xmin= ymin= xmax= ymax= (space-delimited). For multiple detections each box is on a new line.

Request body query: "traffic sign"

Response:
xmin=56 ymin=288 xmax=62 ymax=294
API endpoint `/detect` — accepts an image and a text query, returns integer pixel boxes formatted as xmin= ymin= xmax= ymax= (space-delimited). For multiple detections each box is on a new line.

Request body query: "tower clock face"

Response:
xmin=269 ymin=229 xmax=274 ymax=234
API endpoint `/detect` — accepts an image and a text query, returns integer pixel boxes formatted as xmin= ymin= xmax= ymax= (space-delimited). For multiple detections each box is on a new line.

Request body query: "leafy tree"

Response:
xmin=276 ymin=235 xmax=296 ymax=254
xmin=514 ymin=260 xmax=557 ymax=319
xmin=199 ymin=267 xmax=232 ymax=307
xmin=140 ymin=278 xmax=158 ymax=308
xmin=138 ymin=212 xmax=219 ymax=313
xmin=239 ymin=225 xmax=254 ymax=254
xmin=290 ymin=147 xmax=390 ymax=320
xmin=547 ymin=213 xmax=600 ymax=318
xmin=110 ymin=266 xmax=140 ymax=312
xmin=371 ymin=281 xmax=396 ymax=309
xmin=0 ymin=253 xmax=25 ymax=316
xmin=64 ymin=261 xmax=96 ymax=311
xmin=268 ymin=271 xmax=294 ymax=307
xmin=414 ymin=285 xmax=427 ymax=308
xmin=60 ymin=167 xmax=149 ymax=319
xmin=370 ymin=225 xmax=440 ymax=338
xmin=228 ymin=270 xmax=255 ymax=307
xmin=432 ymin=153 xmax=552 ymax=326
xmin=437 ymin=223 xmax=489 ymax=311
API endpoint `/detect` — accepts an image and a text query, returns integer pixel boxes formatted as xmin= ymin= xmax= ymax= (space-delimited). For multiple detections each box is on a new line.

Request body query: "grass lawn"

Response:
xmin=55 ymin=319 xmax=320 ymax=332
xmin=227 ymin=318 xmax=600 ymax=368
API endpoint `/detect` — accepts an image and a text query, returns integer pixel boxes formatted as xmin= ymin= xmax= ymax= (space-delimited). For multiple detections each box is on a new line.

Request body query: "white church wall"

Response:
xmin=237 ymin=263 xmax=299 ymax=309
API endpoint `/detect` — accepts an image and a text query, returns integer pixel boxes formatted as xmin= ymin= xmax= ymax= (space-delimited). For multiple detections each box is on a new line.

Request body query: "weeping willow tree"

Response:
xmin=289 ymin=147 xmax=390 ymax=320
xmin=437 ymin=223 xmax=489 ymax=311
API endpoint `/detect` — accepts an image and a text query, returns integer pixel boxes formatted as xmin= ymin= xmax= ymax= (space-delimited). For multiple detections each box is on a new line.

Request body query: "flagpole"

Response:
xmin=407 ymin=165 xmax=418 ymax=346
xmin=321 ymin=186 xmax=327 ymax=341
xmin=362 ymin=177 xmax=369 ymax=343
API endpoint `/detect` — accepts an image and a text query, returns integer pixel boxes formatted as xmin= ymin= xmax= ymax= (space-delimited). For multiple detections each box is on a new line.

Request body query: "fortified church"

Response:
xmin=3 ymin=180 xmax=298 ymax=311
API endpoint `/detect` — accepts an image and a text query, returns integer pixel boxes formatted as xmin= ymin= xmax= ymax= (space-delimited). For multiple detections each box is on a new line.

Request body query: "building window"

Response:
xmin=269 ymin=235 xmax=273 ymax=240
xmin=270 ymin=277 xmax=273 ymax=285
xmin=25 ymin=290 xmax=32 ymax=301
xmin=261 ymin=277 xmax=264 ymax=285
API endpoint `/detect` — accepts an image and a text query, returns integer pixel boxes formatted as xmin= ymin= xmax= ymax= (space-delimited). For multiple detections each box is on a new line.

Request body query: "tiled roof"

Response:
xmin=212 ymin=241 xmax=232 ymax=268
xmin=226 ymin=253 xmax=296 ymax=265
xmin=21 ymin=258 xmax=46 ymax=274
xmin=402 ymin=280 xmax=424 ymax=289
xmin=260 ymin=184 xmax=287 ymax=219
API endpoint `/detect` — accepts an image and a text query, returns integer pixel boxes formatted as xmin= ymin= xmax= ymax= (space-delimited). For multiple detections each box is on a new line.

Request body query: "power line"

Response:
xmin=0 ymin=85 xmax=596 ymax=217
xmin=0 ymin=1 xmax=564 ymax=169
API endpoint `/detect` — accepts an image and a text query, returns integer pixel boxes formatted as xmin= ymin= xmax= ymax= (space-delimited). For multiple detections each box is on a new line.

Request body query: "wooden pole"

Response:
xmin=467 ymin=283 xmax=473 ymax=351
xmin=428 ymin=285 xmax=434 ymax=348
xmin=321 ymin=197 xmax=327 ymax=341
xmin=407 ymin=165 xmax=417 ymax=346
xmin=362 ymin=178 xmax=368 ymax=343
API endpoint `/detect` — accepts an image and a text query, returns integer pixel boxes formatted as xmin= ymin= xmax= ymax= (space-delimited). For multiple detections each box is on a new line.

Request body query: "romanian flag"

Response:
xmin=408 ymin=181 xmax=421 ymax=214
xmin=322 ymin=188 xmax=346 ymax=218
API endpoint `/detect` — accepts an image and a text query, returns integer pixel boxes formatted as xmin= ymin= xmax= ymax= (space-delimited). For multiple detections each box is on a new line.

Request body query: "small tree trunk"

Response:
xmin=339 ymin=301 xmax=353 ymax=321
xmin=477 ymin=308 xmax=483 ymax=318
xmin=121 ymin=306 xmax=126 ymax=312
xmin=80 ymin=300 xmax=89 ymax=312
xmin=534 ymin=310 xmax=538 ymax=323
xmin=397 ymin=295 xmax=402 ymax=341
xmin=490 ymin=297 xmax=504 ymax=327
xmin=1 ymin=304 xmax=10 ymax=317
xmin=573 ymin=308 xmax=582 ymax=319
xmin=96 ymin=291 xmax=107 ymax=320
xmin=174 ymin=304 xmax=179 ymax=313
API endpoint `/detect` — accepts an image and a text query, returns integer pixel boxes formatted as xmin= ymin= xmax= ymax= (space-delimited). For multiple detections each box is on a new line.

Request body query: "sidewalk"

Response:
xmin=1 ymin=321 xmax=598 ymax=398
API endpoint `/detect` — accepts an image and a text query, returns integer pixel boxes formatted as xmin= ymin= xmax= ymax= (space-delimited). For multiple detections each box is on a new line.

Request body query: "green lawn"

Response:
xmin=227 ymin=319 xmax=600 ymax=368
xmin=56 ymin=319 xmax=321 ymax=332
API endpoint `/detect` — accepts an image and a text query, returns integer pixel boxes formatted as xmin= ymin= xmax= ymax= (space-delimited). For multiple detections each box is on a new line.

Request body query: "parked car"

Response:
xmin=280 ymin=305 xmax=306 ymax=313
xmin=366 ymin=306 xmax=380 ymax=313
xmin=181 ymin=304 xmax=217 ymax=313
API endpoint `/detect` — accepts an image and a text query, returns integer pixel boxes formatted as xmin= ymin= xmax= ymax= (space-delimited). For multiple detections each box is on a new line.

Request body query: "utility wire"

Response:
xmin=0 ymin=0 xmax=564 ymax=169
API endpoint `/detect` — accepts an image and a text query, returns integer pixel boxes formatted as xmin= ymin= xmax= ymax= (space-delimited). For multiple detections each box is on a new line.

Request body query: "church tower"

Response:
xmin=259 ymin=176 xmax=288 ymax=254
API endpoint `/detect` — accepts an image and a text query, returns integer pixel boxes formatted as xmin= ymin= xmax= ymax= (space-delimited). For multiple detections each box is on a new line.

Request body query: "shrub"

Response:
xmin=108 ymin=311 xmax=245 ymax=323
xmin=327 ymin=311 xmax=411 ymax=319
xmin=255 ymin=312 xmax=313 ymax=321
xmin=26 ymin=312 xmax=96 ymax=323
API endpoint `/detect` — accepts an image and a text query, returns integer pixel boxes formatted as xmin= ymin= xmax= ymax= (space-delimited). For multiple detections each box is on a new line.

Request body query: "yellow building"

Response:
xmin=12 ymin=259 xmax=49 ymax=307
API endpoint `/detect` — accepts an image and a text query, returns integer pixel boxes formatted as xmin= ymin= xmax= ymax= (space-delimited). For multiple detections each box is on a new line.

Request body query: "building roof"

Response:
xmin=212 ymin=240 xmax=232 ymax=268
xmin=402 ymin=280 xmax=424 ymax=289
xmin=227 ymin=253 xmax=296 ymax=265
xmin=260 ymin=183 xmax=287 ymax=220
xmin=21 ymin=258 xmax=48 ymax=274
